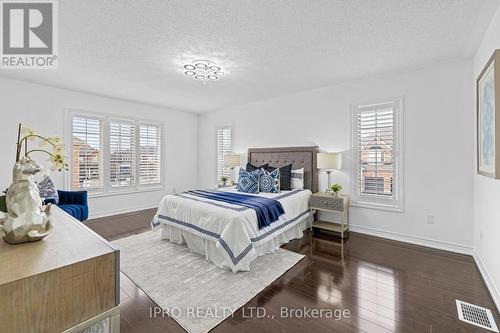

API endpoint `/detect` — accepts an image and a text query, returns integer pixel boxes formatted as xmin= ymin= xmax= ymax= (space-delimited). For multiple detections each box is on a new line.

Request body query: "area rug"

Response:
xmin=111 ymin=230 xmax=304 ymax=333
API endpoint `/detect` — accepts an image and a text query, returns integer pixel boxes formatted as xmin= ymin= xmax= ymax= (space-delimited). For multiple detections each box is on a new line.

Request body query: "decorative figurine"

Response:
xmin=0 ymin=124 xmax=67 ymax=244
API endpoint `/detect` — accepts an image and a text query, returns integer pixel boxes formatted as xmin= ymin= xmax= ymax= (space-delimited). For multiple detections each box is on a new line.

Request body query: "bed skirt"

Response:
xmin=159 ymin=212 xmax=311 ymax=272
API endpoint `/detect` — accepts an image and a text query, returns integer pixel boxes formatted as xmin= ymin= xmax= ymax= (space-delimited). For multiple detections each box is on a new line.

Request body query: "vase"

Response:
xmin=0 ymin=156 xmax=52 ymax=244
xmin=332 ymin=192 xmax=339 ymax=197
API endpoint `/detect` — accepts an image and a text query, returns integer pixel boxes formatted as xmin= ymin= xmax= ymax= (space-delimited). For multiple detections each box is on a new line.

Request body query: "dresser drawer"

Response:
xmin=310 ymin=195 xmax=345 ymax=211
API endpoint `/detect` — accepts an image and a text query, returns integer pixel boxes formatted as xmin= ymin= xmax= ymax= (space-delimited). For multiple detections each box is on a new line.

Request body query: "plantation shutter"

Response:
xmin=216 ymin=127 xmax=232 ymax=182
xmin=71 ymin=116 xmax=103 ymax=190
xmin=355 ymin=102 xmax=396 ymax=198
xmin=109 ymin=119 xmax=136 ymax=188
xmin=139 ymin=124 xmax=161 ymax=185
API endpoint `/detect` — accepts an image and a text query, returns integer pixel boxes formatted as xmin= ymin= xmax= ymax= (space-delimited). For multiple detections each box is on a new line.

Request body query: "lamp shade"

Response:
xmin=317 ymin=152 xmax=341 ymax=170
xmin=224 ymin=154 xmax=241 ymax=167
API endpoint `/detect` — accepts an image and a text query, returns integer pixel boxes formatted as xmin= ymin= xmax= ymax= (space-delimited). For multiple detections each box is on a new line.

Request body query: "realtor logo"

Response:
xmin=1 ymin=0 xmax=58 ymax=69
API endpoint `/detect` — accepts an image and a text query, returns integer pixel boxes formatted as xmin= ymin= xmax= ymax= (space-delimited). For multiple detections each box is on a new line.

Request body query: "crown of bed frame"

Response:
xmin=247 ymin=146 xmax=319 ymax=193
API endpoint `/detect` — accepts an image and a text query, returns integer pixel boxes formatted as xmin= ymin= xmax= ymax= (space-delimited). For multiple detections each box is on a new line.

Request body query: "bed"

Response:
xmin=152 ymin=146 xmax=319 ymax=272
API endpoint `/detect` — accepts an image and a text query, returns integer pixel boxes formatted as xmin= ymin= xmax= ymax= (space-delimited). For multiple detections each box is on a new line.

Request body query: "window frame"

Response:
xmin=138 ymin=121 xmax=164 ymax=188
xmin=108 ymin=117 xmax=137 ymax=192
xmin=216 ymin=125 xmax=233 ymax=183
xmin=69 ymin=113 xmax=105 ymax=194
xmin=66 ymin=109 xmax=165 ymax=197
xmin=350 ymin=97 xmax=404 ymax=212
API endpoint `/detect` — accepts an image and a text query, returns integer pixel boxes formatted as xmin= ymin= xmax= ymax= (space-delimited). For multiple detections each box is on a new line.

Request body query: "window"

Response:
xmin=109 ymin=119 xmax=136 ymax=188
xmin=364 ymin=177 xmax=388 ymax=194
xmin=139 ymin=124 xmax=161 ymax=185
xmin=216 ymin=126 xmax=232 ymax=182
xmin=351 ymin=97 xmax=403 ymax=211
xmin=71 ymin=116 xmax=103 ymax=191
xmin=69 ymin=111 xmax=163 ymax=194
xmin=367 ymin=148 xmax=384 ymax=165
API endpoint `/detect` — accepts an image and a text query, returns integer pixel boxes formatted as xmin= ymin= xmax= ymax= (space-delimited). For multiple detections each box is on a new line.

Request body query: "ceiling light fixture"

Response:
xmin=183 ymin=59 xmax=224 ymax=82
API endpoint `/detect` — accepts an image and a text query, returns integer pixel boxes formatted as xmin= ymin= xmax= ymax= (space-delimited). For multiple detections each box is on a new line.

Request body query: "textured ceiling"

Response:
xmin=0 ymin=0 xmax=498 ymax=113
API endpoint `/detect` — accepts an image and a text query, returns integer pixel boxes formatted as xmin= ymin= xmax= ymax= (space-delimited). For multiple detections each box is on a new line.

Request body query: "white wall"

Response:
xmin=472 ymin=5 xmax=500 ymax=311
xmin=198 ymin=59 xmax=474 ymax=252
xmin=0 ymin=78 xmax=198 ymax=218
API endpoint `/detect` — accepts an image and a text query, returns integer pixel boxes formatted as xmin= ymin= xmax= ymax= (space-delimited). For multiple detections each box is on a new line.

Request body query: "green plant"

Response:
xmin=330 ymin=183 xmax=342 ymax=193
xmin=220 ymin=175 xmax=229 ymax=182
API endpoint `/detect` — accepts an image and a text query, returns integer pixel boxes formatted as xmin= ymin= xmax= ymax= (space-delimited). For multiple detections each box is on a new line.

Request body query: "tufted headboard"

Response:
xmin=247 ymin=146 xmax=319 ymax=193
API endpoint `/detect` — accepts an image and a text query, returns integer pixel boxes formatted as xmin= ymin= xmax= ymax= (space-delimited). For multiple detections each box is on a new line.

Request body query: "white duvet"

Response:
xmin=152 ymin=187 xmax=311 ymax=272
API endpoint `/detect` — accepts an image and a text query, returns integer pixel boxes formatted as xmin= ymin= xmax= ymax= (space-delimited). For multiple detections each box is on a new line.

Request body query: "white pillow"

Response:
xmin=291 ymin=168 xmax=304 ymax=190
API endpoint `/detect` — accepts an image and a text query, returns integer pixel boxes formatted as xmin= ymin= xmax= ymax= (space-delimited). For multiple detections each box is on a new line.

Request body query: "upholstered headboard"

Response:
xmin=247 ymin=146 xmax=319 ymax=193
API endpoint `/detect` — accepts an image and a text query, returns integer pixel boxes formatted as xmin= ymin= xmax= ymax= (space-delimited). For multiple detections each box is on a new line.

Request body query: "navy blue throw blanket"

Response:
xmin=186 ymin=190 xmax=285 ymax=229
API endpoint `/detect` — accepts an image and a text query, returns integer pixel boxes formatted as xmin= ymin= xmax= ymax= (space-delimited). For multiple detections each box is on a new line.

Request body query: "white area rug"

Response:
xmin=112 ymin=230 xmax=304 ymax=333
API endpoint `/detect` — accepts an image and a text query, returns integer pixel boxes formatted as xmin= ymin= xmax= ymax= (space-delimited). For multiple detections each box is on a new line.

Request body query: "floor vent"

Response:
xmin=456 ymin=300 xmax=498 ymax=332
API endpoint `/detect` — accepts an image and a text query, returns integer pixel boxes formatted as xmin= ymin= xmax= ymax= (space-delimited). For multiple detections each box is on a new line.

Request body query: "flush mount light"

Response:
xmin=183 ymin=59 xmax=224 ymax=82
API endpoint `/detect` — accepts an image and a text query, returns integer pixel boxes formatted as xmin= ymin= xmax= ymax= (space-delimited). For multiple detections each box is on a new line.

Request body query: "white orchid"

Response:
xmin=40 ymin=136 xmax=62 ymax=146
xmin=53 ymin=145 xmax=64 ymax=155
xmin=20 ymin=126 xmax=36 ymax=141
xmin=15 ymin=123 xmax=68 ymax=172
xmin=48 ymin=153 xmax=68 ymax=172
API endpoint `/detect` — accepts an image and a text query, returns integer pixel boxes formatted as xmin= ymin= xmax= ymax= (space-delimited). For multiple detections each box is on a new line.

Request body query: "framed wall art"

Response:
xmin=477 ymin=49 xmax=500 ymax=178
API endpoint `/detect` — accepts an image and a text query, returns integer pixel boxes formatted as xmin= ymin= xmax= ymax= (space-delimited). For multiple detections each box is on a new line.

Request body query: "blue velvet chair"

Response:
xmin=46 ymin=191 xmax=88 ymax=222
xmin=57 ymin=190 xmax=88 ymax=222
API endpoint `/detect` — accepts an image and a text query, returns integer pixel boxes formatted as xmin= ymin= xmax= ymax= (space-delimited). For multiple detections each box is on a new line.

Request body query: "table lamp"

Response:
xmin=224 ymin=153 xmax=241 ymax=184
xmin=317 ymin=152 xmax=342 ymax=192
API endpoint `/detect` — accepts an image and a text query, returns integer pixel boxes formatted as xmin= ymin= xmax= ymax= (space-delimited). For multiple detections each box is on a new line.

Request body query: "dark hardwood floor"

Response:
xmin=88 ymin=217 xmax=500 ymax=333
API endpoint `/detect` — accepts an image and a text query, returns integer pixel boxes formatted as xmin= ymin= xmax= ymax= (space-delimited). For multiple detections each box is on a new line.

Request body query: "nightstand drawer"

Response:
xmin=310 ymin=195 xmax=345 ymax=211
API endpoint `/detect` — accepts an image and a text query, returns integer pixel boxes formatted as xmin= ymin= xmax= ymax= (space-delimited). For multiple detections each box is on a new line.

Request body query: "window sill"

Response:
xmin=351 ymin=201 xmax=404 ymax=213
xmin=87 ymin=186 xmax=167 ymax=199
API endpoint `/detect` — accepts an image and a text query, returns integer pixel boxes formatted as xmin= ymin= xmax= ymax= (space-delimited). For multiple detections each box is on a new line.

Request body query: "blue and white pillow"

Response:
xmin=237 ymin=169 xmax=260 ymax=193
xmin=291 ymin=168 xmax=304 ymax=190
xmin=259 ymin=168 xmax=280 ymax=193
xmin=37 ymin=175 xmax=59 ymax=204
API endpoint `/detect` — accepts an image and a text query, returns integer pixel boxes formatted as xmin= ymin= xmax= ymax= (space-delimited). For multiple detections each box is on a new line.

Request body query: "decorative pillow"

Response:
xmin=237 ymin=169 xmax=260 ymax=193
xmin=291 ymin=168 xmax=304 ymax=190
xmin=259 ymin=168 xmax=280 ymax=193
xmin=246 ymin=162 xmax=268 ymax=172
xmin=37 ymin=175 xmax=59 ymax=204
xmin=266 ymin=164 xmax=292 ymax=191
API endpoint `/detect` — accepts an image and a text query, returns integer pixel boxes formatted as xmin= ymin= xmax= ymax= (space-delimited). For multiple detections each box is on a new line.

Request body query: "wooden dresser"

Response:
xmin=0 ymin=206 xmax=120 ymax=333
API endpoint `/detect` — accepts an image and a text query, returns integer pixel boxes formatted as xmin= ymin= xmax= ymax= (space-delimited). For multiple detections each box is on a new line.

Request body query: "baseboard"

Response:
xmin=473 ymin=250 xmax=500 ymax=312
xmin=88 ymin=205 xmax=158 ymax=220
xmin=350 ymin=224 xmax=474 ymax=255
